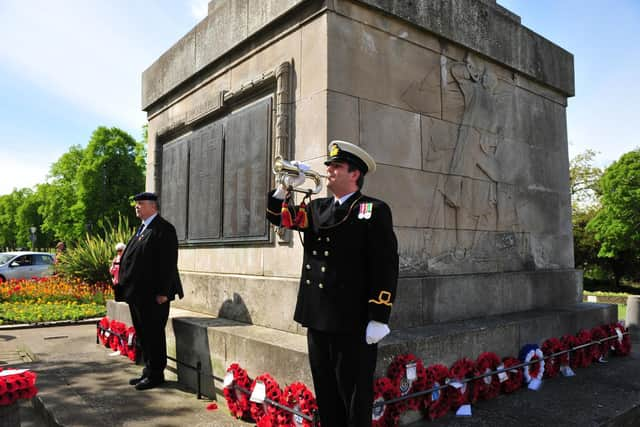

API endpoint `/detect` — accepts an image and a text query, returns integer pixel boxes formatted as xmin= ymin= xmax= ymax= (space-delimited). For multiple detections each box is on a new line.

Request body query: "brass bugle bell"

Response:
xmin=273 ymin=156 xmax=327 ymax=194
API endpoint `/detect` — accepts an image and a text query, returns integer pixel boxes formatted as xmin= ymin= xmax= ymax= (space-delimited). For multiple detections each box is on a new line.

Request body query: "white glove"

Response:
xmin=366 ymin=320 xmax=390 ymax=344
xmin=290 ymin=160 xmax=311 ymax=172
xmin=272 ymin=186 xmax=287 ymax=200
xmin=283 ymin=170 xmax=306 ymax=188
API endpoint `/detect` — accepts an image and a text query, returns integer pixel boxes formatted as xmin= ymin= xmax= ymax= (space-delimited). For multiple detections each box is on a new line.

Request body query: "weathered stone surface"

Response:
xmin=195 ymin=0 xmax=249 ymax=72
xmin=327 ymin=12 xmax=442 ymax=117
xmin=355 ymin=0 xmax=574 ymax=96
xmin=300 ymin=13 xmax=328 ymax=99
xmin=175 ymin=272 xmax=300 ymax=333
xmin=327 ymin=91 xmax=360 ymax=145
xmin=359 ymin=99 xmax=422 ymax=169
xmin=378 ymin=303 xmax=615 ymax=374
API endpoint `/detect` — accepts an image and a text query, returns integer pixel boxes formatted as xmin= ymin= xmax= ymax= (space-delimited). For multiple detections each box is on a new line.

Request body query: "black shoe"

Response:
xmin=135 ymin=376 xmax=165 ymax=390
xmin=129 ymin=375 xmax=146 ymax=386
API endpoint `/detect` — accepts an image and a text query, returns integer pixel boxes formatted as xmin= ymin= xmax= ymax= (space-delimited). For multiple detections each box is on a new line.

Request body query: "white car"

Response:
xmin=0 ymin=252 xmax=56 ymax=282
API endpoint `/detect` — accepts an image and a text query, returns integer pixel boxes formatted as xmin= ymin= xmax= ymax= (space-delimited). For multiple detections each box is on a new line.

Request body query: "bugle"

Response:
xmin=273 ymin=156 xmax=327 ymax=194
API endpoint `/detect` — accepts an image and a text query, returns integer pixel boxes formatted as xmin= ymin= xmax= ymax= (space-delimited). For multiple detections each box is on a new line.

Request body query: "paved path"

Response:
xmin=1 ymin=322 xmax=639 ymax=426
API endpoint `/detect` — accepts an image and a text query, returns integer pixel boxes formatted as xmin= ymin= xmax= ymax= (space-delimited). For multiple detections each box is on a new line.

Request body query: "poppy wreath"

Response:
xmin=590 ymin=326 xmax=609 ymax=362
xmin=500 ymin=357 xmax=523 ymax=393
xmin=371 ymin=376 xmax=398 ymax=427
xmin=447 ymin=358 xmax=475 ymax=411
xmin=97 ymin=317 xmax=110 ymax=346
xmin=518 ymin=344 xmax=545 ymax=384
xmin=279 ymin=382 xmax=318 ymax=427
xmin=0 ymin=368 xmax=37 ymax=406
xmin=223 ymin=363 xmax=253 ymax=420
xmin=386 ymin=353 xmax=427 ymax=413
xmin=608 ymin=322 xmax=631 ymax=356
xmin=108 ymin=320 xmax=125 ymax=351
xmin=125 ymin=326 xmax=137 ymax=362
xmin=424 ymin=364 xmax=450 ymax=420
xmin=471 ymin=352 xmax=501 ymax=402
xmin=249 ymin=373 xmax=283 ymax=426
xmin=560 ymin=334 xmax=581 ymax=370
xmin=575 ymin=329 xmax=594 ymax=368
xmin=540 ymin=337 xmax=565 ymax=379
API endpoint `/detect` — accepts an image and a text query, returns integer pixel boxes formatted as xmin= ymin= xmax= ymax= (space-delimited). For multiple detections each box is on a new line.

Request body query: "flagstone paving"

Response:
xmin=1 ymin=322 xmax=639 ymax=426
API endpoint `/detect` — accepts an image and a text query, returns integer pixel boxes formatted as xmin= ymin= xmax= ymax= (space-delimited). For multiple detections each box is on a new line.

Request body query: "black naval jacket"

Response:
xmin=267 ymin=190 xmax=399 ymax=333
xmin=118 ymin=215 xmax=184 ymax=303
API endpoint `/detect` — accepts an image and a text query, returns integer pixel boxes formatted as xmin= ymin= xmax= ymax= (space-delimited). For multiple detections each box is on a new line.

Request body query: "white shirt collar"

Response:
xmin=141 ymin=212 xmax=158 ymax=228
xmin=334 ymin=192 xmax=355 ymax=206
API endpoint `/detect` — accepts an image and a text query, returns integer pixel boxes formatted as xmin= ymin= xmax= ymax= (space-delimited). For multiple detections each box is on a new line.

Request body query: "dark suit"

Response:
xmin=118 ymin=214 xmax=183 ymax=380
xmin=267 ymin=190 xmax=398 ymax=426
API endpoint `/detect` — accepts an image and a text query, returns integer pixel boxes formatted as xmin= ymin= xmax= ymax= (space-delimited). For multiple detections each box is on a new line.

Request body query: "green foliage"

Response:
xmin=75 ymin=127 xmax=145 ymax=236
xmin=587 ymin=149 xmax=640 ymax=284
xmin=0 ymin=126 xmax=146 ymax=248
xmin=569 ymin=149 xmax=602 ymax=211
xmin=39 ymin=145 xmax=87 ymax=243
xmin=0 ymin=302 xmax=107 ymax=324
xmin=56 ymin=216 xmax=134 ymax=284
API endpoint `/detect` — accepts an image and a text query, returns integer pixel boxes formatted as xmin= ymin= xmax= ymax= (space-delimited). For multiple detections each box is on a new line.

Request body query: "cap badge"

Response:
xmin=330 ymin=144 xmax=340 ymax=157
xmin=358 ymin=202 xmax=372 ymax=219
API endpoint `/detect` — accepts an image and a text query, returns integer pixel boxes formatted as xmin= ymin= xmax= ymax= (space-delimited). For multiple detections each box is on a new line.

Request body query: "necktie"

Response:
xmin=136 ymin=224 xmax=145 ymax=236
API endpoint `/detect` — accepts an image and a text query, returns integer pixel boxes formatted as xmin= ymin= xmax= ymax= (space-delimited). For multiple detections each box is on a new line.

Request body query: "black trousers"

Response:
xmin=307 ymin=328 xmax=377 ymax=427
xmin=129 ymin=298 xmax=170 ymax=380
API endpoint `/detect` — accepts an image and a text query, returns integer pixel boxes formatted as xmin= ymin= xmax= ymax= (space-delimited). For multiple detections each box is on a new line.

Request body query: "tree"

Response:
xmin=16 ymin=189 xmax=55 ymax=249
xmin=587 ymin=149 xmax=640 ymax=284
xmin=39 ymin=145 xmax=87 ymax=244
xmin=75 ymin=127 xmax=145 ymax=235
xmin=569 ymin=149 xmax=602 ymax=211
xmin=0 ymin=190 xmax=26 ymax=249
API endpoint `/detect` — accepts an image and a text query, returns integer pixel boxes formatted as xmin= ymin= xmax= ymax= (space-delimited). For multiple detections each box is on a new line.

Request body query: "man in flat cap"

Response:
xmin=118 ymin=192 xmax=183 ymax=390
xmin=267 ymin=141 xmax=399 ymax=426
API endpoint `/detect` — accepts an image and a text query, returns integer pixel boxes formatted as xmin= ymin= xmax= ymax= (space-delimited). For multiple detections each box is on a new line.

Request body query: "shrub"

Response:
xmin=56 ymin=216 xmax=134 ymax=284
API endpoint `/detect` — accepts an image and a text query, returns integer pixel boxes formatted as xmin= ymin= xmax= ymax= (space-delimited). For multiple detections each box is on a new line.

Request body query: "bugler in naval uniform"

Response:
xmin=267 ymin=141 xmax=399 ymax=427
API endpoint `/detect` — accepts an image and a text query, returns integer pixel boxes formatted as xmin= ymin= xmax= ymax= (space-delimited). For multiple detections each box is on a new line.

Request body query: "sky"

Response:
xmin=0 ymin=0 xmax=638 ymax=196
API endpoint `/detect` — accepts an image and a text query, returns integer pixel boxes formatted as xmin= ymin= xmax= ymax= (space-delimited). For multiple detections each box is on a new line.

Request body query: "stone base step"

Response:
xmin=107 ymin=301 xmax=617 ymax=399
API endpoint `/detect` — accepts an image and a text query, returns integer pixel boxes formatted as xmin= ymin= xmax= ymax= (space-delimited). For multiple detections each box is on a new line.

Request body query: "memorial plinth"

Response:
xmin=112 ymin=0 xmax=616 ymax=397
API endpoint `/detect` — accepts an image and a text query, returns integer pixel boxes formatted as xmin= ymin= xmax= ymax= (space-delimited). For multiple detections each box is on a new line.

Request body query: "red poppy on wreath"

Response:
xmin=447 ymin=358 xmax=475 ymax=410
xmin=500 ymin=357 xmax=523 ymax=393
xmin=560 ymin=334 xmax=581 ymax=370
xmin=279 ymin=382 xmax=318 ymax=427
xmin=471 ymin=352 xmax=501 ymax=402
xmin=97 ymin=317 xmax=110 ymax=346
xmin=541 ymin=337 xmax=564 ymax=379
xmin=108 ymin=320 xmax=125 ymax=351
xmin=125 ymin=326 xmax=137 ymax=362
xmin=371 ymin=376 xmax=398 ymax=427
xmin=575 ymin=329 xmax=593 ymax=368
xmin=0 ymin=391 xmax=17 ymax=406
xmin=608 ymin=322 xmax=631 ymax=356
xmin=424 ymin=364 xmax=450 ymax=420
xmin=249 ymin=373 xmax=283 ymax=426
xmin=222 ymin=363 xmax=253 ymax=420
xmin=386 ymin=354 xmax=427 ymax=414
xmin=590 ymin=326 xmax=609 ymax=362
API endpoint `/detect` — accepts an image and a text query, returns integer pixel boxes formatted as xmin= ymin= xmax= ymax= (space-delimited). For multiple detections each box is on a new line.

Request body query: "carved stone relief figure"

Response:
xmin=426 ymin=57 xmax=521 ymax=273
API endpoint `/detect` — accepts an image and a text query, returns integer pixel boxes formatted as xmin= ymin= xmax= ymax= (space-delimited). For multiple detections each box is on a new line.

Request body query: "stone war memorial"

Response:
xmin=109 ymin=0 xmax=617 ymax=402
